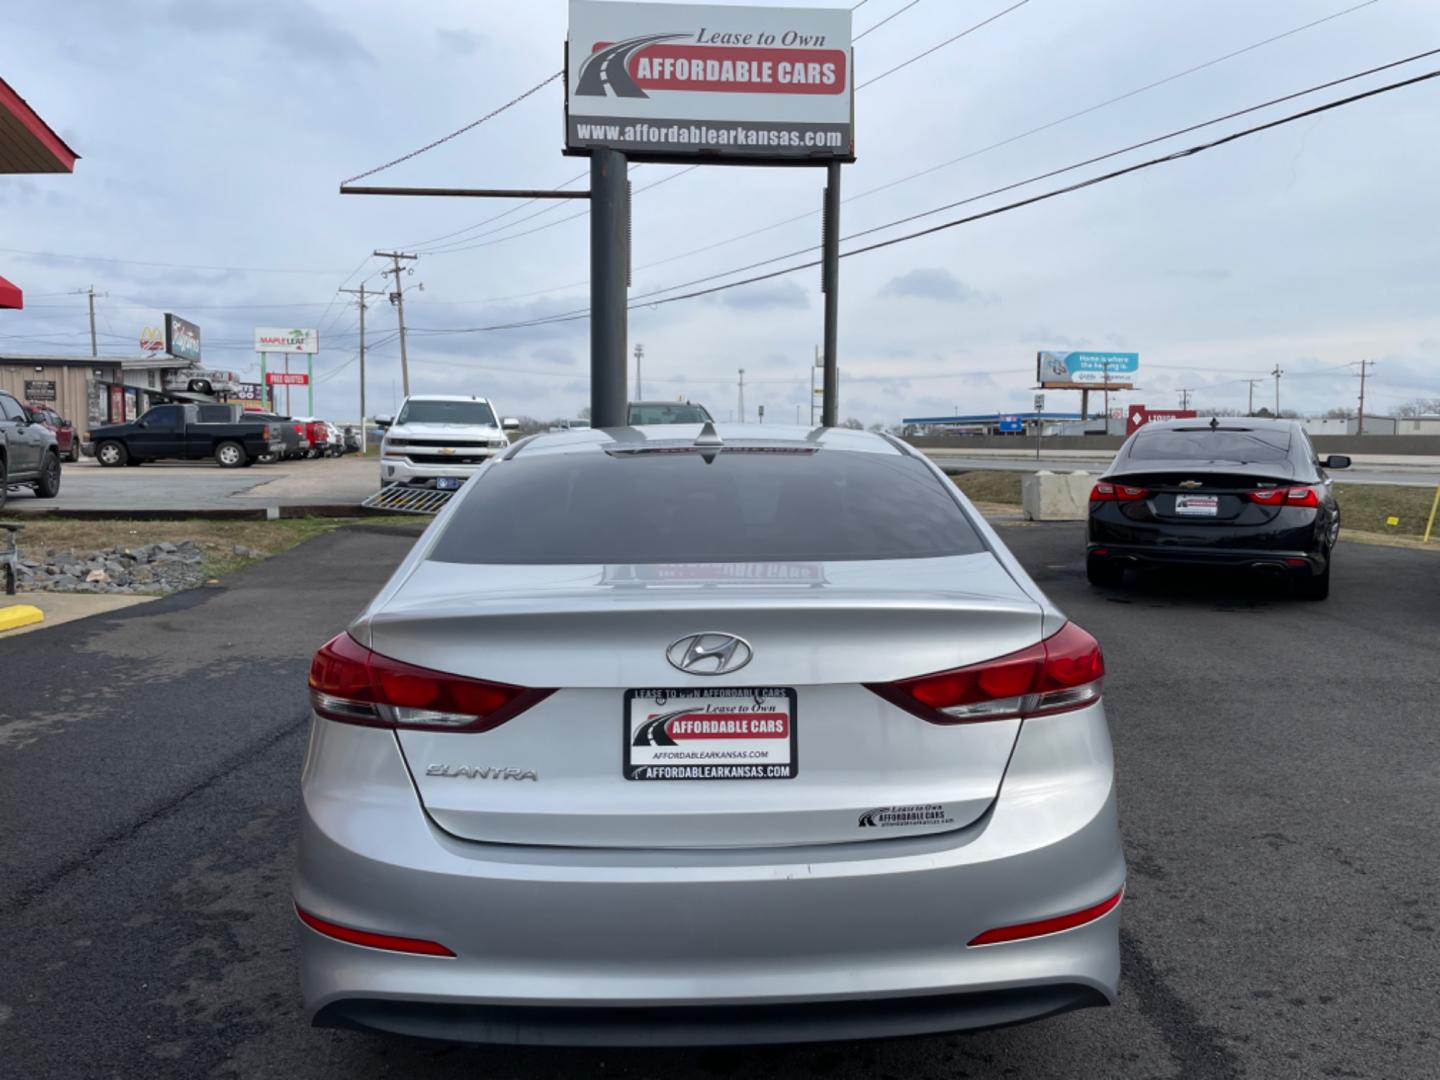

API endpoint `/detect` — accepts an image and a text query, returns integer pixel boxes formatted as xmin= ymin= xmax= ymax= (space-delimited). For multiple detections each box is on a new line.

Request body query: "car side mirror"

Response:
xmin=1323 ymin=454 xmax=1351 ymax=470
xmin=374 ymin=415 xmax=393 ymax=430
xmin=502 ymin=417 xmax=520 ymax=431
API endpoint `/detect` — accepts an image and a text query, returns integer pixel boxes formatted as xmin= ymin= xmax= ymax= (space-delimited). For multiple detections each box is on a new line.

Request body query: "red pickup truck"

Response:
xmin=26 ymin=406 xmax=78 ymax=462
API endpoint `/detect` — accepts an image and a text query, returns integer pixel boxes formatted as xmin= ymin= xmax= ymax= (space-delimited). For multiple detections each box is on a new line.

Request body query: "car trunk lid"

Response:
xmin=365 ymin=553 xmax=1045 ymax=849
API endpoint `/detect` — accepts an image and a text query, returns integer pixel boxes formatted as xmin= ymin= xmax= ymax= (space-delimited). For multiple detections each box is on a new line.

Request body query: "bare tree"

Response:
xmin=840 ymin=417 xmax=865 ymax=430
xmin=1389 ymin=397 xmax=1440 ymax=417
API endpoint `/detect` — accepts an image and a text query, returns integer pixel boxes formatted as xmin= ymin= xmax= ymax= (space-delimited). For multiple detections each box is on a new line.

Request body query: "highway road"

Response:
xmin=3 ymin=523 xmax=1436 ymax=1078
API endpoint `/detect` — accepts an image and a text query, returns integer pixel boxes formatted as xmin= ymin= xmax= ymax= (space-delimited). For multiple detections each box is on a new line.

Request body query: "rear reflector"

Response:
xmin=1091 ymin=482 xmax=1147 ymax=502
xmin=866 ymin=622 xmax=1104 ymax=724
xmin=967 ymin=887 xmax=1124 ymax=947
xmin=295 ymin=905 xmax=455 ymax=957
xmin=309 ymin=632 xmax=553 ymax=732
xmin=1248 ymin=485 xmax=1320 ymax=507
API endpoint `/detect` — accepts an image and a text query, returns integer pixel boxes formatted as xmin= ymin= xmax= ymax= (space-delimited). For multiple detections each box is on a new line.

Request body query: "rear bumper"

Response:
xmin=293 ymin=707 xmax=1124 ymax=1045
xmin=1087 ymin=542 xmax=1327 ymax=575
xmin=313 ymin=983 xmax=1107 ymax=1047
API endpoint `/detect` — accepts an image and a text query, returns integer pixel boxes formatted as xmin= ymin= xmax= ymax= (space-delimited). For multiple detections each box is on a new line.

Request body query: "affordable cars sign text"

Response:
xmin=566 ymin=1 xmax=853 ymax=162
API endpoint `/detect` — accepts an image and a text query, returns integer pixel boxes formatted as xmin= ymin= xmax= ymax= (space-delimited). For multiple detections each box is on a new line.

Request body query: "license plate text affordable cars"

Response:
xmin=624 ymin=687 xmax=798 ymax=781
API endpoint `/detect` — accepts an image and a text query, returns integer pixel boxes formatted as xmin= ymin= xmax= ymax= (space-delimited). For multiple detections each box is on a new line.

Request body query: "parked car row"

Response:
xmin=83 ymin=403 xmax=362 ymax=469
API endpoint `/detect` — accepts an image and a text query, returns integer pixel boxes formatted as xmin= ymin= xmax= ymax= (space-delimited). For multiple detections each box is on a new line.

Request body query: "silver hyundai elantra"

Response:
xmin=296 ymin=424 xmax=1124 ymax=1046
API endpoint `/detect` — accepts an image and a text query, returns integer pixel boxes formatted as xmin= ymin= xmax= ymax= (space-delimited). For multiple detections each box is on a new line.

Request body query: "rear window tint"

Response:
xmin=1128 ymin=428 xmax=1292 ymax=463
xmin=428 ymin=449 xmax=985 ymax=565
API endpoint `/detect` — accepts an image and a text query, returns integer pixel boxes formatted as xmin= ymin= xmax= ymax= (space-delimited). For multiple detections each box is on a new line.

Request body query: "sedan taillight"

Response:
xmin=1247 ymin=485 xmax=1320 ymax=507
xmin=1090 ymin=482 xmax=1148 ymax=502
xmin=308 ymin=632 xmax=553 ymax=732
xmin=865 ymin=622 xmax=1104 ymax=724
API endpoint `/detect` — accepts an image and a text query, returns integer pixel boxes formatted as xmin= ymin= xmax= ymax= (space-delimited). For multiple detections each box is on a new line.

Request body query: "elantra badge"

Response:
xmin=666 ymin=633 xmax=753 ymax=675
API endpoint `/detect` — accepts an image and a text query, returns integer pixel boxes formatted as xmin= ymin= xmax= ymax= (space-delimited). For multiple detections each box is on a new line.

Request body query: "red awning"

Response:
xmin=0 ymin=273 xmax=21 ymax=310
xmin=0 ymin=77 xmax=78 ymax=174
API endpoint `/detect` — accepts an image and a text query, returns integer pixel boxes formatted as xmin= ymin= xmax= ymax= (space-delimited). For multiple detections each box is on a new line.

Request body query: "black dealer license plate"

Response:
xmin=624 ymin=687 xmax=798 ymax=781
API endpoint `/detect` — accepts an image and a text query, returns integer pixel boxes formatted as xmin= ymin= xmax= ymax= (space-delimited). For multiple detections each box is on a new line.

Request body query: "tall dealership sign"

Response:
xmin=164 ymin=313 xmax=201 ymax=364
xmin=565 ymin=1 xmax=854 ymax=163
xmin=254 ymin=327 xmax=319 ymax=354
xmin=1036 ymin=350 xmax=1139 ymax=389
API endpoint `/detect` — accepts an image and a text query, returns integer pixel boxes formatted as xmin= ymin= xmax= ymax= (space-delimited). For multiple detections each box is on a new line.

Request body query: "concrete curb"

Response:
xmin=0 ymin=604 xmax=45 ymax=633
xmin=1 ymin=504 xmax=393 ymax=522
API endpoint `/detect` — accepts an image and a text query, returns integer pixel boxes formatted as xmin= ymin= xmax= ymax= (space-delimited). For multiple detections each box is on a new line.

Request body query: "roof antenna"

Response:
xmin=694 ymin=421 xmax=723 ymax=448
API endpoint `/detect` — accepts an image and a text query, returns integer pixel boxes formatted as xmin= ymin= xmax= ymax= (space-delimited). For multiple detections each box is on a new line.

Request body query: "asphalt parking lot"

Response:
xmin=3 ymin=455 xmax=379 ymax=513
xmin=1 ymin=523 xmax=1436 ymax=1079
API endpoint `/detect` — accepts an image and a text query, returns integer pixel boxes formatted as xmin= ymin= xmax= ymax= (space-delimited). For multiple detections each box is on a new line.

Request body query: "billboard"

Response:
xmin=164 ymin=313 xmax=201 ymax=364
xmin=220 ymin=382 xmax=267 ymax=411
xmin=1036 ymin=350 xmax=1138 ymax=389
xmin=566 ymin=1 xmax=853 ymax=163
xmin=254 ymin=327 xmax=319 ymax=354
xmin=1125 ymin=405 xmax=1196 ymax=435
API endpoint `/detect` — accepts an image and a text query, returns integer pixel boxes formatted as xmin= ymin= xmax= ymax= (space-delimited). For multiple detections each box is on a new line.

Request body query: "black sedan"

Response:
xmin=1086 ymin=418 xmax=1350 ymax=600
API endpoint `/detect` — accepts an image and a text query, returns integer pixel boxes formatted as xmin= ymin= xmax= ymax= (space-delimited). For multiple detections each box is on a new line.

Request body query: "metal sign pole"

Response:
xmin=590 ymin=147 xmax=629 ymax=428
xmin=259 ymin=353 xmax=267 ymax=410
xmin=820 ymin=161 xmax=841 ymax=428
xmin=307 ymin=352 xmax=314 ymax=415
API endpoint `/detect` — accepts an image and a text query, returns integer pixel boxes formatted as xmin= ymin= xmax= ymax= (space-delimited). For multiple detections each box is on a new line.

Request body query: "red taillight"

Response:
xmin=865 ymin=622 xmax=1104 ymax=724
xmin=261 ymin=424 xmax=270 ymax=439
xmin=1090 ymin=482 xmax=1147 ymax=502
xmin=295 ymin=905 xmax=455 ymax=957
xmin=967 ymin=887 xmax=1124 ymax=947
xmin=308 ymin=632 xmax=553 ymax=732
xmin=1247 ymin=485 xmax=1319 ymax=508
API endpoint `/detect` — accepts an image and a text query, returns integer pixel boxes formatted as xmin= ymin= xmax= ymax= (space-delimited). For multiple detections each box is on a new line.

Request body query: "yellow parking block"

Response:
xmin=0 ymin=604 xmax=45 ymax=633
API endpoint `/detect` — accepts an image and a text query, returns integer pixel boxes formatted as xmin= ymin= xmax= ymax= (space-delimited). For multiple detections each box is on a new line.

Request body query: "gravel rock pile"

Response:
xmin=15 ymin=540 xmax=208 ymax=594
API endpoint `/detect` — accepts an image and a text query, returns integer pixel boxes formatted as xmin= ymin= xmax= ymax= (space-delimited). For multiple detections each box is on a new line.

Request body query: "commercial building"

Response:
xmin=0 ymin=353 xmax=202 ymax=431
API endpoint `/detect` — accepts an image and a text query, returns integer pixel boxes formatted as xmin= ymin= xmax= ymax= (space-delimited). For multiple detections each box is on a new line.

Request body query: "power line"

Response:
xmin=418 ymin=0 xmax=1388 ymax=301
xmin=617 ymin=50 xmax=1440 ymax=307
xmin=408 ymin=65 xmax=1440 ymax=335
xmin=855 ymin=0 xmax=923 ymax=42
xmin=414 ymin=3 xmax=1026 ymax=258
xmin=340 ymin=71 xmax=563 ymax=186
xmin=857 ymin=0 xmax=1029 ymax=89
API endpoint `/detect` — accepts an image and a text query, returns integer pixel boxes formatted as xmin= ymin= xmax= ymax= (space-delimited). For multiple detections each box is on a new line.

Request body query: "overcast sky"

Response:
xmin=3 ymin=0 xmax=1437 ymax=424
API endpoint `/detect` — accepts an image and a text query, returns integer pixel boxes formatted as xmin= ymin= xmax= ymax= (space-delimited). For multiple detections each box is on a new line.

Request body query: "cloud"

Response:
xmin=1163 ymin=268 xmax=1232 ymax=281
xmin=159 ymin=0 xmax=374 ymax=67
xmin=436 ymin=27 xmax=484 ymax=55
xmin=879 ymin=268 xmax=979 ymax=303
xmin=716 ymin=281 xmax=809 ymax=310
xmin=1022 ymin=328 xmax=1092 ymax=349
xmin=530 ymin=346 xmax=576 ymax=366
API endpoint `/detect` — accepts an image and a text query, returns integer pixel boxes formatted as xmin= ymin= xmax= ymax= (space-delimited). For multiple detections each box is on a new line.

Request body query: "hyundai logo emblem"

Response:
xmin=666 ymin=633 xmax=753 ymax=676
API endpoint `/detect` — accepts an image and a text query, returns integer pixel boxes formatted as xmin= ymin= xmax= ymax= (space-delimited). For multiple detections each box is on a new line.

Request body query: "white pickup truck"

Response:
xmin=376 ymin=395 xmax=519 ymax=490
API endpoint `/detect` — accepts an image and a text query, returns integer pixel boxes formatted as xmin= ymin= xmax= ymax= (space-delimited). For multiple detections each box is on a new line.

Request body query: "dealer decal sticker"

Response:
xmin=858 ymin=805 xmax=955 ymax=829
xmin=624 ymin=687 xmax=798 ymax=780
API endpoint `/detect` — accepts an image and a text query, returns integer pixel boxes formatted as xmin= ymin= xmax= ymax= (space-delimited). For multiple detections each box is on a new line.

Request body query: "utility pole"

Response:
xmin=1178 ymin=388 xmax=1193 ymax=410
xmin=1245 ymin=379 xmax=1262 ymax=416
xmin=738 ymin=368 xmax=746 ymax=423
xmin=339 ymin=284 xmax=373 ymax=453
xmin=374 ymin=251 xmax=417 ymax=398
xmin=634 ymin=343 xmax=644 ymax=400
xmin=71 ymin=285 xmax=105 ymax=356
xmin=1354 ymin=359 xmax=1376 ymax=435
xmin=1271 ymin=364 xmax=1284 ymax=415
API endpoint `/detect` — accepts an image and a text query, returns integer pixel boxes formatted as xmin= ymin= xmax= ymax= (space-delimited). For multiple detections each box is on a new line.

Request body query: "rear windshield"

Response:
xmin=628 ymin=403 xmax=712 ymax=425
xmin=429 ymin=449 xmax=986 ymax=564
xmin=1128 ymin=427 xmax=1292 ymax=463
xmin=397 ymin=400 xmax=497 ymax=426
